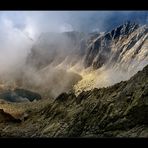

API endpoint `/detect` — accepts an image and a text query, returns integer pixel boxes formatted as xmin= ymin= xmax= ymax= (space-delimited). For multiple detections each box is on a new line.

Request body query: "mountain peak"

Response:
xmin=84 ymin=21 xmax=147 ymax=69
xmin=110 ymin=21 xmax=139 ymax=39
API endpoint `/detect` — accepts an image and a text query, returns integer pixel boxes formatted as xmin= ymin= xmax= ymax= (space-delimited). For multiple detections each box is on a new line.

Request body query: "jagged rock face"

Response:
xmin=83 ymin=22 xmax=148 ymax=72
xmin=0 ymin=64 xmax=147 ymax=137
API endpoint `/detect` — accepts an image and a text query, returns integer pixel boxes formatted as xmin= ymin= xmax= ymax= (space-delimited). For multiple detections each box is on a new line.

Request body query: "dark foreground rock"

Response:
xmin=0 ymin=109 xmax=21 ymax=123
xmin=0 ymin=64 xmax=148 ymax=137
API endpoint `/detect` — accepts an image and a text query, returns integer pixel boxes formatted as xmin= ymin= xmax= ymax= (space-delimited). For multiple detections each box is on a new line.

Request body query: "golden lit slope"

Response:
xmin=73 ymin=66 xmax=131 ymax=95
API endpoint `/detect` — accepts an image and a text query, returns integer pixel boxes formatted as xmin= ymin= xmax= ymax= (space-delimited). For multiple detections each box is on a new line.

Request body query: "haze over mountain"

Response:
xmin=2 ymin=20 xmax=146 ymax=100
xmin=0 ymin=11 xmax=147 ymax=81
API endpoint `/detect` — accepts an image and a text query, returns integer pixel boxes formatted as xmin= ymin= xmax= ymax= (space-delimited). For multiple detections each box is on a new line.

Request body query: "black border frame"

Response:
xmin=0 ymin=0 xmax=148 ymax=10
xmin=0 ymin=0 xmax=147 ymax=147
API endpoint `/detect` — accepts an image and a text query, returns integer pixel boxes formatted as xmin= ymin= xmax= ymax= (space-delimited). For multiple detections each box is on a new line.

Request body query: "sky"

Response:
xmin=0 ymin=11 xmax=147 ymax=40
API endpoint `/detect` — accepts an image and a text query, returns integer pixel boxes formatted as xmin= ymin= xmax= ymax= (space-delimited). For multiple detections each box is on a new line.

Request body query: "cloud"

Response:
xmin=0 ymin=13 xmax=33 ymax=81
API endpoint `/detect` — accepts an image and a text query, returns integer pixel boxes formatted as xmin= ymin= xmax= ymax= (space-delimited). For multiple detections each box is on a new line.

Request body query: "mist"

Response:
xmin=0 ymin=11 xmax=147 ymax=98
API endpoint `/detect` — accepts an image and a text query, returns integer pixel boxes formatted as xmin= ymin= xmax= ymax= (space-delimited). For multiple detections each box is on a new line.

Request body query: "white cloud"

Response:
xmin=60 ymin=23 xmax=74 ymax=32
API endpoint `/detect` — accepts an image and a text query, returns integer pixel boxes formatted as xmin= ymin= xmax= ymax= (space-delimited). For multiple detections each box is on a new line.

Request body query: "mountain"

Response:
xmin=27 ymin=21 xmax=148 ymax=72
xmin=0 ymin=62 xmax=147 ymax=137
xmin=84 ymin=21 xmax=148 ymax=71
xmin=0 ymin=21 xmax=147 ymax=102
xmin=24 ymin=21 xmax=148 ymax=96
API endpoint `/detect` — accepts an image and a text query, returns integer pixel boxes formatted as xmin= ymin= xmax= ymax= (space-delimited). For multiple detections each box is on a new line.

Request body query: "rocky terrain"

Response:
xmin=0 ymin=63 xmax=147 ymax=137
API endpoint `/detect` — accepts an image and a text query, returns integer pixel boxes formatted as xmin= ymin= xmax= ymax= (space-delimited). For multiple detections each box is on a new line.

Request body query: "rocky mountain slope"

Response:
xmin=0 ymin=63 xmax=147 ymax=137
xmin=74 ymin=21 xmax=148 ymax=94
